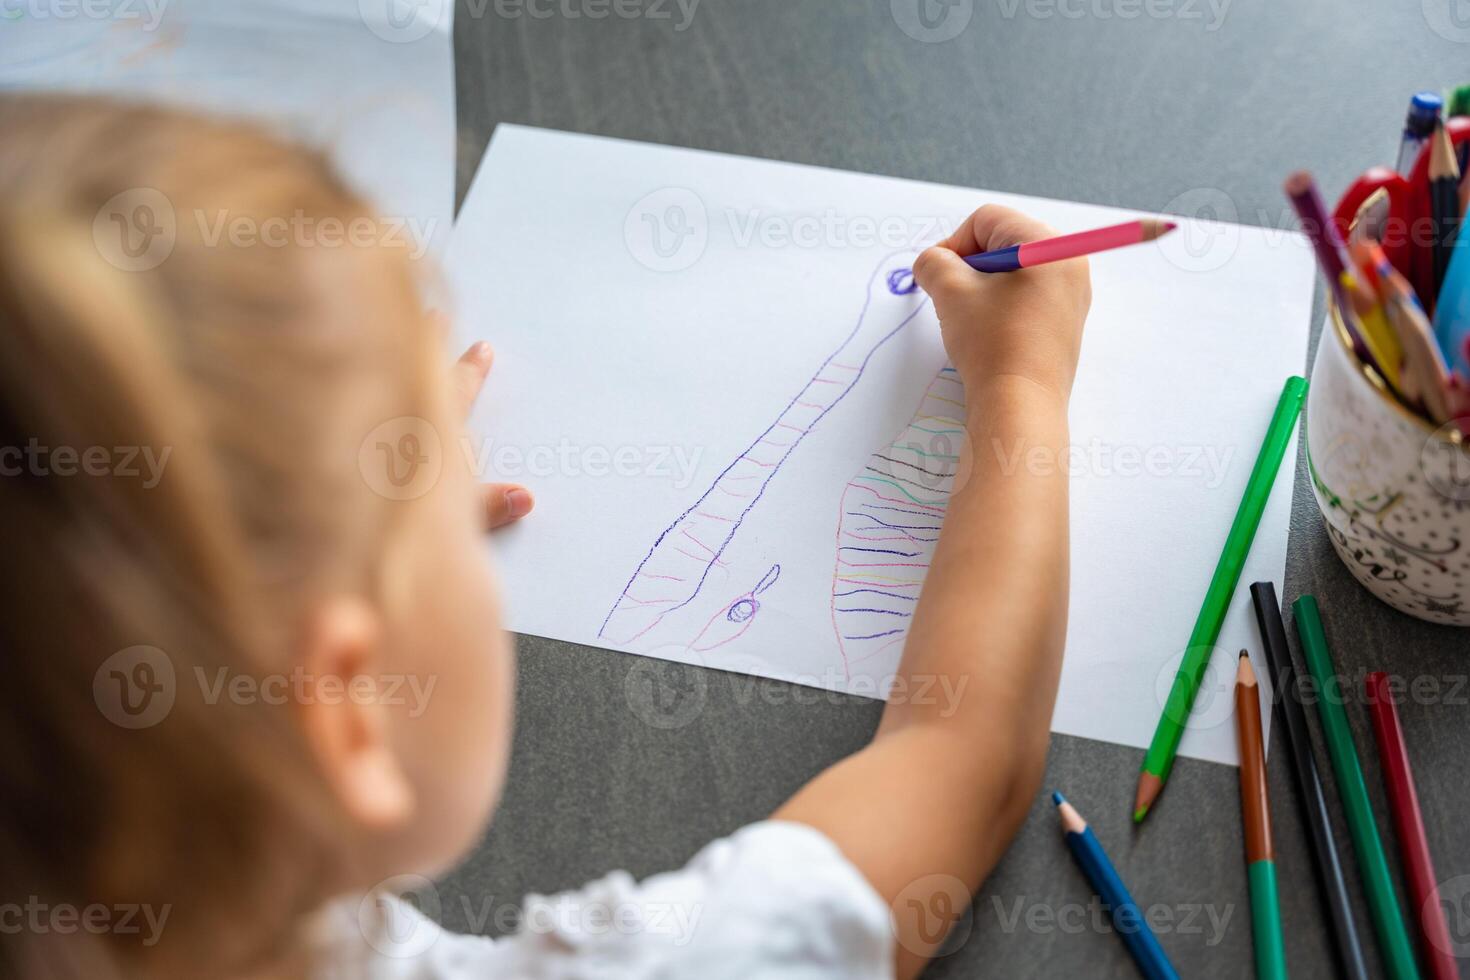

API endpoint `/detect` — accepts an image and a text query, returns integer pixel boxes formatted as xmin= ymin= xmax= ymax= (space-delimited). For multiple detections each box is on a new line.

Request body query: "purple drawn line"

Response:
xmin=847 ymin=524 xmax=940 ymax=543
xmin=844 ymin=628 xmax=905 ymax=640
xmin=834 ymin=588 xmax=919 ymax=600
xmin=850 ymin=532 xmax=939 ymax=544
xmin=841 ymin=560 xmax=932 ymax=569
xmin=836 ymin=607 xmax=914 ymax=616
xmin=598 ymin=254 xmax=928 ymax=639
xmin=852 ymin=501 xmax=948 ymax=519
xmin=849 ymin=524 xmax=941 ymax=542
xmin=845 ymin=511 xmax=944 ymax=531
xmin=836 ymin=576 xmax=922 ymax=587
xmin=872 ymin=454 xmax=955 ymax=480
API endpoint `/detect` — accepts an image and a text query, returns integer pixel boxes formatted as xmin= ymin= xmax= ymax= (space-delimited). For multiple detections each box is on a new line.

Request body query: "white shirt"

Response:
xmin=313 ymin=821 xmax=895 ymax=980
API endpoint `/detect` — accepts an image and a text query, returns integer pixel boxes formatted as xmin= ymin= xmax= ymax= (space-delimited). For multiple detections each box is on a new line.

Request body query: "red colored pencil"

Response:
xmin=1365 ymin=671 xmax=1458 ymax=980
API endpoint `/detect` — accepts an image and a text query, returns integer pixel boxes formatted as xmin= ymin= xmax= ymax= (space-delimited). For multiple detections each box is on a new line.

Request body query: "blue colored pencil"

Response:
xmin=1053 ymin=792 xmax=1180 ymax=980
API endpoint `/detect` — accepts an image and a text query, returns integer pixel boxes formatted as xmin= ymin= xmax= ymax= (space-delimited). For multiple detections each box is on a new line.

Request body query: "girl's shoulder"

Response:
xmin=314 ymin=820 xmax=894 ymax=980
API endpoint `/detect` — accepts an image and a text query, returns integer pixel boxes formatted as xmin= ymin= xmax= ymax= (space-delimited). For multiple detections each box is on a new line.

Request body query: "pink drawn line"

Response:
xmin=639 ymin=573 xmax=687 ymax=582
xmin=848 ymin=482 xmax=947 ymax=513
xmin=681 ymin=529 xmax=718 ymax=554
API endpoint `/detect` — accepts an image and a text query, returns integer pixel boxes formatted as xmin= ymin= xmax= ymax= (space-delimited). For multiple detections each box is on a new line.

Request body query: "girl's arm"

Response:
xmin=773 ymin=205 xmax=1091 ymax=979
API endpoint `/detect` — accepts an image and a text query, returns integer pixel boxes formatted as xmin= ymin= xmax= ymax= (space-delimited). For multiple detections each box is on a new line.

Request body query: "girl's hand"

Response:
xmin=454 ymin=342 xmax=535 ymax=530
xmin=913 ymin=205 xmax=1092 ymax=401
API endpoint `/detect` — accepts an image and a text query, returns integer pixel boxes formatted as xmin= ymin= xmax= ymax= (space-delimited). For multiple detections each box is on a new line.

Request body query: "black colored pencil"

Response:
xmin=1430 ymin=120 xmax=1462 ymax=293
xmin=1250 ymin=582 xmax=1369 ymax=980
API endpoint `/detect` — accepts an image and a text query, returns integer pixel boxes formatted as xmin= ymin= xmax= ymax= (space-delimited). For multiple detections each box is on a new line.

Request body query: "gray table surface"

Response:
xmin=440 ymin=1 xmax=1469 ymax=975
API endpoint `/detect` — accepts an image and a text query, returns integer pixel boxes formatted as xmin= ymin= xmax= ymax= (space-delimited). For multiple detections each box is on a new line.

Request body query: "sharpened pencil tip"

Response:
xmin=1132 ymin=806 xmax=1148 ymax=823
xmin=1051 ymin=791 xmax=1064 ymax=806
xmin=1163 ymin=221 xmax=1177 ymax=231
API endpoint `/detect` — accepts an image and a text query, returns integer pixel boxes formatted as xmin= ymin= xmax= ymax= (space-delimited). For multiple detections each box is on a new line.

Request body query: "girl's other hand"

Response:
xmin=454 ymin=341 xmax=535 ymax=530
xmin=913 ymin=205 xmax=1092 ymax=401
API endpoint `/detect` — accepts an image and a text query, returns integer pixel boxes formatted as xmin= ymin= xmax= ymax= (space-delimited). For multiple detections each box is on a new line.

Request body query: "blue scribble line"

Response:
xmin=598 ymin=254 xmax=928 ymax=639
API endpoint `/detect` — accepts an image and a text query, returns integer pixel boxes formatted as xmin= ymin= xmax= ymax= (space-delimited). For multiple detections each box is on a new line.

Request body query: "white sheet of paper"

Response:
xmin=448 ymin=125 xmax=1313 ymax=767
xmin=0 ymin=0 xmax=455 ymax=256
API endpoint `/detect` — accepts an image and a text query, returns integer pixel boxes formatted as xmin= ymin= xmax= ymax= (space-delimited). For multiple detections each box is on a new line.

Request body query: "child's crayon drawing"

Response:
xmin=828 ymin=369 xmax=962 ymax=674
xmin=597 ymin=253 xmax=955 ymax=674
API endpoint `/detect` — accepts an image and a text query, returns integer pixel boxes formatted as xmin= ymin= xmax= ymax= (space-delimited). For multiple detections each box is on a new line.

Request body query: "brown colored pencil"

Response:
xmin=1236 ymin=651 xmax=1287 ymax=979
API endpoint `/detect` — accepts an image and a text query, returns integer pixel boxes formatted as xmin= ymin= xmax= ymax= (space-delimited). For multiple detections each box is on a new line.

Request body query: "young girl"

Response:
xmin=0 ymin=94 xmax=1089 ymax=980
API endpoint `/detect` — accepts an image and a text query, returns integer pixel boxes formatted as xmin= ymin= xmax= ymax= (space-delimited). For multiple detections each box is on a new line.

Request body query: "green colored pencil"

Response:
xmin=1133 ymin=375 xmax=1307 ymax=822
xmin=1293 ymin=596 xmax=1421 ymax=980
xmin=1447 ymin=83 xmax=1470 ymax=119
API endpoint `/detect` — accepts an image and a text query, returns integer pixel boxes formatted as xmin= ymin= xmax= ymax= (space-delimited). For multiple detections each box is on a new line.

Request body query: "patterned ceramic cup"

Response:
xmin=1305 ymin=304 xmax=1470 ymax=625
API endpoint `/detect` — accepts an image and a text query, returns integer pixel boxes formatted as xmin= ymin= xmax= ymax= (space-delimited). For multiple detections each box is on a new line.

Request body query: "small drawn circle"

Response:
xmin=358 ymin=874 xmax=442 ymax=958
xmin=93 ymin=645 xmax=176 ymax=729
xmin=624 ymin=657 xmax=708 ymax=729
xmin=887 ymin=267 xmax=919 ymax=294
xmin=891 ymin=873 xmax=973 ymax=957
xmin=1423 ymin=0 xmax=1470 ymax=42
xmin=624 ymin=188 xmax=709 ymax=273
xmin=1421 ymin=426 xmax=1470 ymax=502
xmin=1152 ymin=645 xmax=1237 ymax=734
xmin=358 ymin=416 xmax=443 ymax=501
xmin=93 ymin=188 xmax=176 ymax=272
xmin=1156 ymin=187 xmax=1241 ymax=273
xmin=726 ymin=598 xmax=760 ymax=623
xmin=890 ymin=0 xmax=974 ymax=43
xmin=359 ymin=0 xmax=442 ymax=43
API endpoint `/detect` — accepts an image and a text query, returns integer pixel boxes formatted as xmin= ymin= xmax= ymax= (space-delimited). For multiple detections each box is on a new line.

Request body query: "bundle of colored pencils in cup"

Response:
xmin=1286 ymin=87 xmax=1470 ymax=435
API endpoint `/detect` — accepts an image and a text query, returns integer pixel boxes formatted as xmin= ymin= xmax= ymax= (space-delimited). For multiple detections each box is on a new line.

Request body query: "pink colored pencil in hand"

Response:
xmin=891 ymin=217 xmax=1176 ymax=293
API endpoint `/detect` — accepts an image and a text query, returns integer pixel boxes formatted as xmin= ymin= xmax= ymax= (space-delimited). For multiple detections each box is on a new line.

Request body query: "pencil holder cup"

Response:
xmin=1305 ymin=303 xmax=1470 ymax=626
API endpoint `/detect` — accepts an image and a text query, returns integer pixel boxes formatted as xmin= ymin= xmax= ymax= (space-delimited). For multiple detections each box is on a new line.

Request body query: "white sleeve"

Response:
xmin=320 ymin=821 xmax=894 ymax=980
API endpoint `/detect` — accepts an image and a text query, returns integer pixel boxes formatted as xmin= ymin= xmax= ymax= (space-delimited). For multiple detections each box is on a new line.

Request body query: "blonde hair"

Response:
xmin=0 ymin=94 xmax=442 ymax=978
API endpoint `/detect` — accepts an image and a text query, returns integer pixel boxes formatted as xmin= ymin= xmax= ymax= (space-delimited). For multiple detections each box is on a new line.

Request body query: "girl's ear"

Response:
xmin=296 ymin=596 xmax=415 ymax=830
